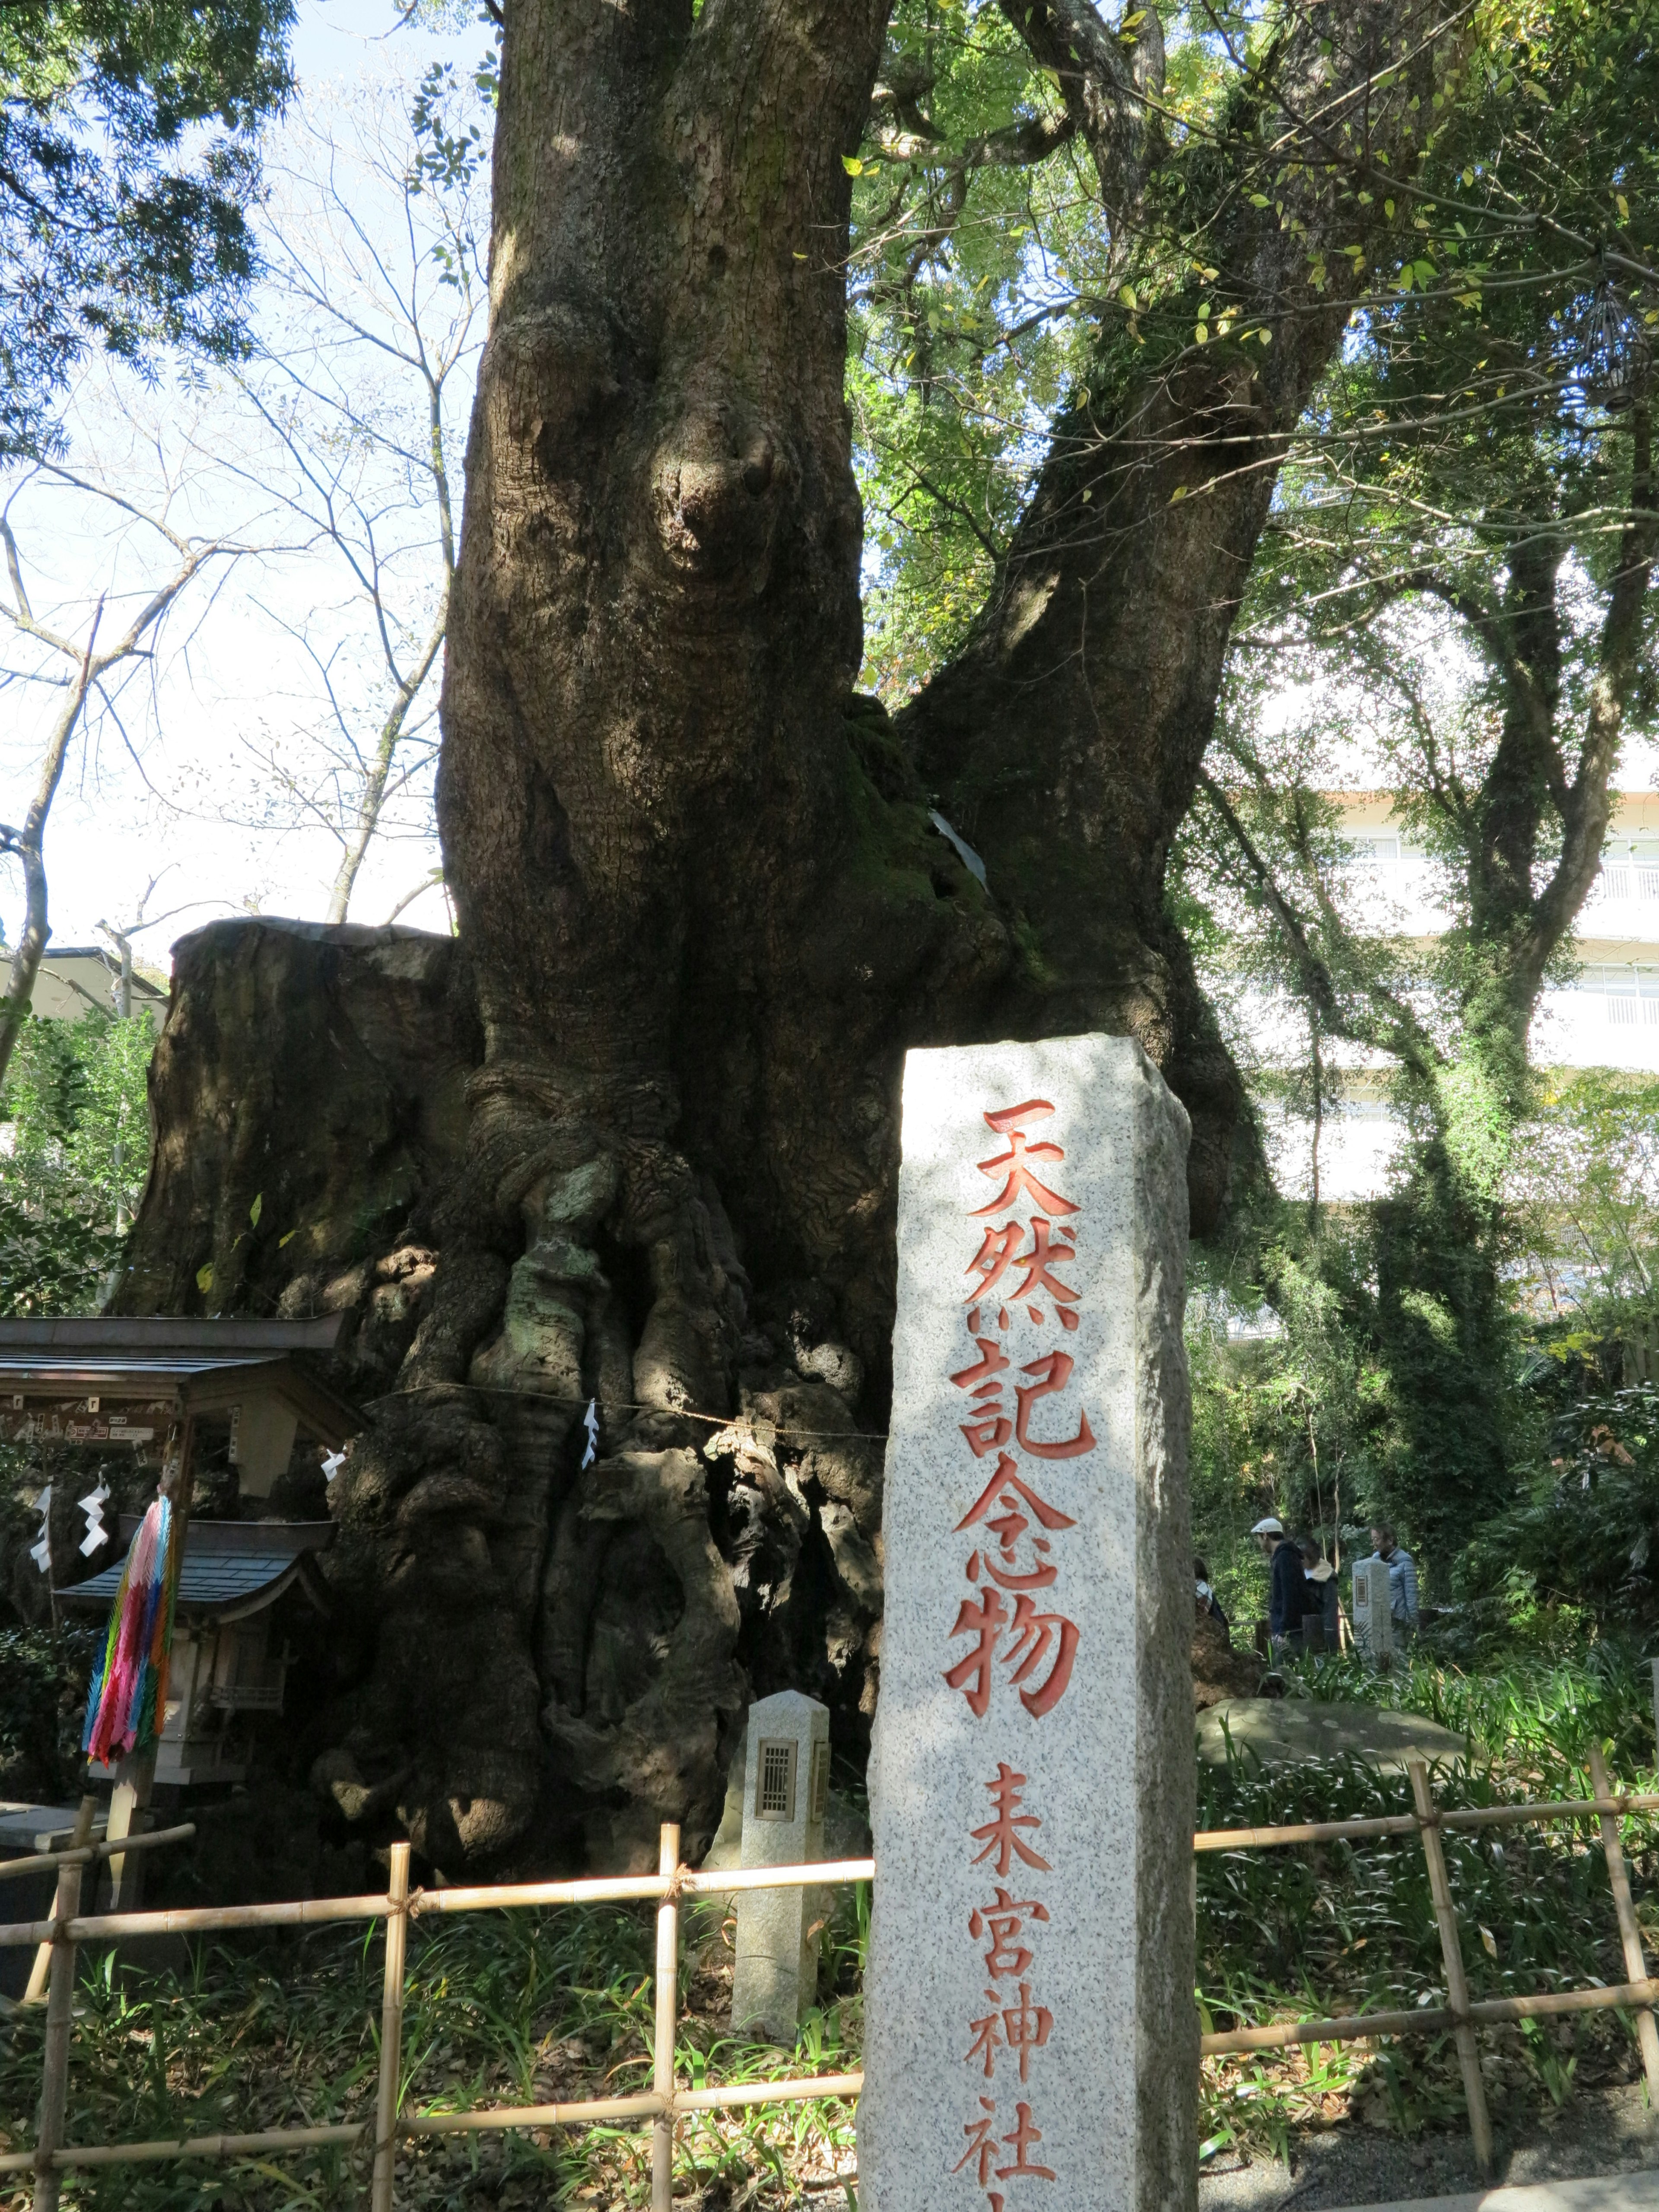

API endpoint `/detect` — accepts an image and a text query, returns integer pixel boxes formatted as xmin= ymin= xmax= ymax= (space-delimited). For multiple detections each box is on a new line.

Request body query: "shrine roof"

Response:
xmin=61 ymin=1519 xmax=333 ymax=1618
xmin=0 ymin=1316 xmax=359 ymax=1439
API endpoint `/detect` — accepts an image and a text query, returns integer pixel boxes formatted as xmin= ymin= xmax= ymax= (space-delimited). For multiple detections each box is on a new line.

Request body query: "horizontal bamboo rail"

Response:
xmin=1202 ymin=1972 xmax=1659 ymax=2055
xmin=0 ymin=1823 xmax=197 ymax=1885
xmin=0 ymin=1856 xmax=882 ymax=1952
xmin=1194 ymin=1792 xmax=1659 ymax=1852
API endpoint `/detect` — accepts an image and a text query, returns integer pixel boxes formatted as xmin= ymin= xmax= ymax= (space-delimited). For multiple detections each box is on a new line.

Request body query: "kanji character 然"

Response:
xmin=954 ymin=2098 xmax=999 ymax=2185
xmin=970 ymin=1764 xmax=1051 ymax=1875
xmin=969 ymin=1888 xmax=1050 ymax=1977
xmin=965 ymin=1223 xmax=1024 ymax=1307
xmin=995 ymin=2102 xmax=1057 ymax=2181
xmin=1009 ymin=1217 xmax=1082 ymax=1331
xmin=1014 ymin=1352 xmax=1096 ymax=1460
xmin=972 ymin=1102 xmax=1080 ymax=1219
xmin=1003 ymin=1593 xmax=1081 ymax=1718
xmin=945 ymin=1586 xmax=1010 ymax=1717
xmin=999 ymin=1984 xmax=1054 ymax=2083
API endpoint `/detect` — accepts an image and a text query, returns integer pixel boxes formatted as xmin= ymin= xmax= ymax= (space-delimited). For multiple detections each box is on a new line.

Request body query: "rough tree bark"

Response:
xmin=120 ymin=0 xmax=1455 ymax=1876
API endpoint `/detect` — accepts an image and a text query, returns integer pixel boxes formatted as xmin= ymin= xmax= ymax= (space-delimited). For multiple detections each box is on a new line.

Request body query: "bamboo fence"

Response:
xmin=2 ymin=1751 xmax=1657 ymax=2199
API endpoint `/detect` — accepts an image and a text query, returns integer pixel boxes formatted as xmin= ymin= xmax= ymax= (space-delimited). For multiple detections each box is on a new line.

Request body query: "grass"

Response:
xmin=3 ymin=1648 xmax=1656 ymax=2201
xmin=1196 ymin=1643 xmax=1659 ymax=2162
xmin=0 ymin=1889 xmax=868 ymax=2210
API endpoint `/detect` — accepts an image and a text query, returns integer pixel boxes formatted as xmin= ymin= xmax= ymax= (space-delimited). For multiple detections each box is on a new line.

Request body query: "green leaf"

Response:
xmin=196 ymin=1262 xmax=214 ymax=1293
xmin=1248 ymin=193 xmax=1269 ymax=208
xmin=278 ymin=1229 xmax=299 ymax=1248
xmin=842 ymin=155 xmax=863 ymax=176
xmin=1118 ymin=283 xmax=1138 ymax=311
xmin=249 ymin=1192 xmax=262 ymax=1227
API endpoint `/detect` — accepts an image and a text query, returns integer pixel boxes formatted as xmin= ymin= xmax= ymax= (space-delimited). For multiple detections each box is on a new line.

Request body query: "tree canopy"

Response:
xmin=0 ymin=0 xmax=295 ymax=457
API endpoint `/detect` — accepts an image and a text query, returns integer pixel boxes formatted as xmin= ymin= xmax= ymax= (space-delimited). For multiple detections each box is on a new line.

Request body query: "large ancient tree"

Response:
xmin=121 ymin=0 xmax=1453 ymax=1873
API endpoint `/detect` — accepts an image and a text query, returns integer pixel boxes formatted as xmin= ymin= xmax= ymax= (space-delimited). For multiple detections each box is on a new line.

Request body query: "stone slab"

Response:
xmin=1324 ymin=2179 xmax=1659 ymax=2212
xmin=731 ymin=1690 xmax=830 ymax=2041
xmin=1197 ymin=1698 xmax=1471 ymax=1773
xmin=860 ymin=1034 xmax=1197 ymax=2212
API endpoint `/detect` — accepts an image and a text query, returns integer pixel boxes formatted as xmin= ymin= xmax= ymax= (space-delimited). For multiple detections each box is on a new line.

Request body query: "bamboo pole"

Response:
xmin=0 ymin=1822 xmax=196 ymax=1887
xmin=412 ymin=1856 xmax=879 ymax=1917
xmin=371 ymin=1841 xmax=410 ymax=2212
xmin=0 ymin=1891 xmax=393 ymax=1950
xmin=21 ymin=1799 xmax=100 ymax=2009
xmin=1408 ymin=1758 xmax=1492 ymax=2174
xmin=1194 ymin=1794 xmax=1659 ymax=1853
xmin=1589 ymin=1745 xmax=1659 ymax=2109
xmin=1202 ymin=1973 xmax=1659 ymax=2055
xmin=652 ymin=1823 xmax=680 ymax=2212
xmin=32 ymin=1794 xmax=95 ymax=2212
xmin=0 ymin=2123 xmax=368 ymax=2174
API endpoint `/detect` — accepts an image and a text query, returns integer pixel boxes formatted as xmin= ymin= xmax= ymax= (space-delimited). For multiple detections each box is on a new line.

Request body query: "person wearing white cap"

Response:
xmin=1252 ymin=1516 xmax=1307 ymax=1655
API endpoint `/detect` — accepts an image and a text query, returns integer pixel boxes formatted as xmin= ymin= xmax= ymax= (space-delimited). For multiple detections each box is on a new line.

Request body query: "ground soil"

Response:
xmin=1199 ymin=2086 xmax=1659 ymax=2210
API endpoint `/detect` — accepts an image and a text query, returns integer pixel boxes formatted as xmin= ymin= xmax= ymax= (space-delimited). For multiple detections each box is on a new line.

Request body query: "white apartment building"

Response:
xmin=1257 ymin=792 xmax=1659 ymax=1202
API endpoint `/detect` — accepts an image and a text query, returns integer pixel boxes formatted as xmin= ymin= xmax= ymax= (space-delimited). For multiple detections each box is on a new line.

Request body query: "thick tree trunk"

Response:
xmin=117 ymin=3 xmax=1459 ymax=1876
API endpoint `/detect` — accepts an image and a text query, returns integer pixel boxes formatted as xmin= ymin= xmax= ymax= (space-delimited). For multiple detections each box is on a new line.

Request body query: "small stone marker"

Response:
xmin=859 ymin=1034 xmax=1197 ymax=2212
xmin=731 ymin=1689 xmax=830 ymax=2042
xmin=1352 ymin=1557 xmax=1394 ymax=1663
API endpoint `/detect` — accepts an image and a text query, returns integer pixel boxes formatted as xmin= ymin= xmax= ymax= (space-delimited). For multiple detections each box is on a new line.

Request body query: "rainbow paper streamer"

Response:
xmin=82 ymin=1496 xmax=183 ymax=1767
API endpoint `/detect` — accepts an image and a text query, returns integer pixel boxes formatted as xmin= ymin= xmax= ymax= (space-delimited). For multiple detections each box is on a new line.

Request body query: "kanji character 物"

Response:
xmin=945 ymin=1586 xmax=1010 ymax=1717
xmin=1003 ymin=1593 xmax=1081 ymax=1718
xmin=969 ymin=1764 xmax=1051 ymax=1875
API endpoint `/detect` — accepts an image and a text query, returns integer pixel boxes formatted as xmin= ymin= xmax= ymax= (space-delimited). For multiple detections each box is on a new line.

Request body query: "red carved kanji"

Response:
xmin=1003 ymin=1593 xmax=1081 ymax=1718
xmin=967 ymin=1541 xmax=1058 ymax=1593
xmin=954 ymin=2100 xmax=1000 ymax=2186
xmin=965 ymin=1224 xmax=1024 ymax=1307
xmin=972 ymin=1102 xmax=1079 ymax=1219
xmin=956 ymin=1456 xmax=1077 ymax=1539
xmin=998 ymin=1983 xmax=1053 ymax=2084
xmin=965 ymin=2003 xmax=1005 ymax=2080
xmin=1007 ymin=1217 xmax=1082 ymax=1331
xmin=995 ymin=2102 xmax=1056 ymax=2181
xmin=969 ymin=1764 xmax=1051 ymax=1875
xmin=1014 ymin=1352 xmax=1096 ymax=1460
xmin=944 ymin=1587 xmax=1009 ymax=1717
xmin=969 ymin=1888 xmax=1050 ymax=1978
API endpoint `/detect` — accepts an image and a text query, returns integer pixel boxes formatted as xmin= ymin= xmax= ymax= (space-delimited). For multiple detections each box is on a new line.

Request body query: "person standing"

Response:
xmin=1368 ymin=1523 xmax=1420 ymax=1649
xmin=1253 ymin=1516 xmax=1308 ymax=1657
xmin=1300 ymin=1538 xmax=1340 ymax=1655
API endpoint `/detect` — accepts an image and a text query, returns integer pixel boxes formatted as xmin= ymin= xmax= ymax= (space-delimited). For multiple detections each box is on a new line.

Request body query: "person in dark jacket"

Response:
xmin=1254 ymin=1516 xmax=1308 ymax=1655
xmin=1300 ymin=1537 xmax=1341 ymax=1653
xmin=1195 ymin=1557 xmax=1230 ymax=1634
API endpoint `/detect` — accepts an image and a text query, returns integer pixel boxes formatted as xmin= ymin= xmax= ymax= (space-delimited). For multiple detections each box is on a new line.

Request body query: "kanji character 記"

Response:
xmin=995 ymin=2102 xmax=1057 ymax=2181
xmin=954 ymin=2098 xmax=1000 ymax=2185
xmin=1008 ymin=1217 xmax=1082 ymax=1332
xmin=999 ymin=1984 xmax=1054 ymax=2083
xmin=956 ymin=1456 xmax=1077 ymax=1542
xmin=1014 ymin=1352 xmax=1096 ymax=1460
xmin=1003 ymin=1593 xmax=1081 ymax=1718
xmin=971 ymin=1101 xmax=1080 ymax=1219
xmin=945 ymin=1586 xmax=1009 ymax=1717
xmin=952 ymin=1337 xmax=1016 ymax=1458
xmin=969 ymin=1888 xmax=1050 ymax=1978
xmin=965 ymin=2002 xmax=1005 ymax=2080
xmin=969 ymin=1763 xmax=1051 ymax=1875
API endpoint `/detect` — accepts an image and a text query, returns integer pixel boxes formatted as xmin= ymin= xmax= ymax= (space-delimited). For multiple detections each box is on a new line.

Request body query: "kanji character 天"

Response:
xmin=954 ymin=2098 xmax=999 ymax=2185
xmin=969 ymin=1763 xmax=1051 ymax=1875
xmin=969 ymin=1888 xmax=1050 ymax=1978
xmin=1003 ymin=1593 xmax=1081 ymax=1718
xmin=971 ymin=1102 xmax=1080 ymax=1219
xmin=999 ymin=1983 xmax=1054 ymax=2083
xmin=945 ymin=1586 xmax=1009 ymax=1717
xmin=995 ymin=2101 xmax=1056 ymax=2181
xmin=1014 ymin=1352 xmax=1096 ymax=1460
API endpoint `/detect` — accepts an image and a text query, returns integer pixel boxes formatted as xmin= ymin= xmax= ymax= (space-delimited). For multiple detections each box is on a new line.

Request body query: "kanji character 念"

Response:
xmin=956 ymin=1456 xmax=1077 ymax=1540
xmin=969 ymin=1763 xmax=1051 ymax=1875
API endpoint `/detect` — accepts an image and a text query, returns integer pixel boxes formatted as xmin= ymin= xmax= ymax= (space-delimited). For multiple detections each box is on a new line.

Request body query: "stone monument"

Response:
xmin=1352 ymin=1557 xmax=1393 ymax=1663
xmin=731 ymin=1688 xmax=830 ymax=2041
xmin=859 ymin=1035 xmax=1197 ymax=2212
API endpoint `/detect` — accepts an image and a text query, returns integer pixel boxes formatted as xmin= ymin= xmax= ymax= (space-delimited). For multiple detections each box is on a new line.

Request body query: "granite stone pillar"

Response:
xmin=859 ymin=1034 xmax=1197 ymax=2212
xmin=731 ymin=1688 xmax=830 ymax=2041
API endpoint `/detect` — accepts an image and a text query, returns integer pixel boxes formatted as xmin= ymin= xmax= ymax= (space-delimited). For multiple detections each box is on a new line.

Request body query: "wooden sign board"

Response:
xmin=0 ymin=1396 xmax=175 ymax=1451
